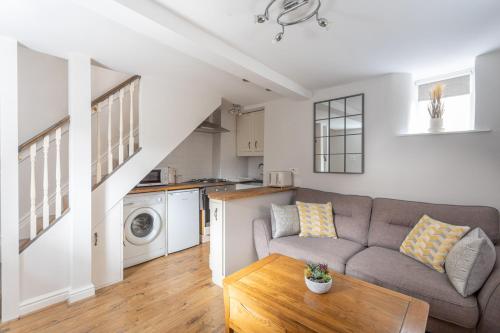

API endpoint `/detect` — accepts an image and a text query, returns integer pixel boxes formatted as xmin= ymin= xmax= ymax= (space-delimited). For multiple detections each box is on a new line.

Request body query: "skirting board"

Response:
xmin=20 ymin=287 xmax=70 ymax=316
xmin=19 ymin=284 xmax=95 ymax=316
xmin=68 ymin=284 xmax=95 ymax=303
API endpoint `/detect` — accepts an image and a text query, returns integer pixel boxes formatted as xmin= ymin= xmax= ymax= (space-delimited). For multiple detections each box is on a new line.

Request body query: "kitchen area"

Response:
xmin=121 ymin=99 xmax=266 ymax=269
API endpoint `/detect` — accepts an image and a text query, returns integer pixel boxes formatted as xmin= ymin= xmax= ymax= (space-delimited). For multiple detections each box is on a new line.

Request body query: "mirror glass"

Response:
xmin=314 ymin=94 xmax=364 ymax=174
xmin=315 ymin=102 xmax=329 ymax=120
xmin=314 ymin=119 xmax=329 ymax=137
xmin=315 ymin=154 xmax=329 ymax=173
xmin=346 ymin=95 xmax=363 ymax=116
xmin=329 ymin=155 xmax=344 ymax=173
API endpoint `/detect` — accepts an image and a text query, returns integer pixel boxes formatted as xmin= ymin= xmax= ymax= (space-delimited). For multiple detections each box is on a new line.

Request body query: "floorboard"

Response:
xmin=0 ymin=243 xmax=225 ymax=333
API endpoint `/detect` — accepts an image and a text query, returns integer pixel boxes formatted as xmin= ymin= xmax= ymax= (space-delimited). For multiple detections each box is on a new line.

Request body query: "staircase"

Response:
xmin=17 ymin=75 xmax=141 ymax=254
xmin=6 ymin=55 xmax=222 ymax=320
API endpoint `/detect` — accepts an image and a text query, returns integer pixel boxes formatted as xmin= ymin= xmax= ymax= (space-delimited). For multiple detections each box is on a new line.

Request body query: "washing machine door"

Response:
xmin=125 ymin=207 xmax=162 ymax=245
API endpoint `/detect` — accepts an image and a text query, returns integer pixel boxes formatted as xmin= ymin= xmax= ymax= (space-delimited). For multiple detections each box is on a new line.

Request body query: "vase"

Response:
xmin=305 ymin=276 xmax=332 ymax=294
xmin=429 ymin=118 xmax=444 ymax=132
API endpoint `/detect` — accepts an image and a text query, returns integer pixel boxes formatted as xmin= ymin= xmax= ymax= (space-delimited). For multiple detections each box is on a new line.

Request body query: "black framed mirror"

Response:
xmin=314 ymin=94 xmax=364 ymax=174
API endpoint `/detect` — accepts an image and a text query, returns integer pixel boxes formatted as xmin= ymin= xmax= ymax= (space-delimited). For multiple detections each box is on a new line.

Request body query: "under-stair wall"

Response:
xmin=92 ymin=74 xmax=221 ymax=225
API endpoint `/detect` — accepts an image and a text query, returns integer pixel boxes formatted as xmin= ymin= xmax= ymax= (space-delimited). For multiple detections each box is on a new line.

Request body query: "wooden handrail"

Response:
xmin=18 ymin=115 xmax=70 ymax=152
xmin=91 ymin=75 xmax=141 ymax=108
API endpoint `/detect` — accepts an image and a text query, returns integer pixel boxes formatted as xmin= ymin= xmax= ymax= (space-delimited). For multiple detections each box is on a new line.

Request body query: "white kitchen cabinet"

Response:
xmin=236 ymin=110 xmax=264 ymax=156
xmin=208 ymin=190 xmax=294 ymax=287
xmin=92 ymin=201 xmax=123 ymax=289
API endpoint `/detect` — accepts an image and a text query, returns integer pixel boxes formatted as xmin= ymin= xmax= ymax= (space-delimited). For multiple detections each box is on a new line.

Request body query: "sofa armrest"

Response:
xmin=253 ymin=218 xmax=272 ymax=259
xmin=477 ymin=246 xmax=500 ymax=333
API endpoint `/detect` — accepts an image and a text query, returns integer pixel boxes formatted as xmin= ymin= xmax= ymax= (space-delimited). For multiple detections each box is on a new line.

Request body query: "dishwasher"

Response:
xmin=167 ymin=189 xmax=200 ymax=253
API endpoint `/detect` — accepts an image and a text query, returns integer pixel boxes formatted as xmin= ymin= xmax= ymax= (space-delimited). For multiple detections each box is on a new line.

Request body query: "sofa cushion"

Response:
xmin=269 ymin=236 xmax=364 ymax=273
xmin=346 ymin=246 xmax=479 ymax=328
xmin=368 ymin=198 xmax=499 ymax=251
xmin=294 ymin=188 xmax=372 ymax=246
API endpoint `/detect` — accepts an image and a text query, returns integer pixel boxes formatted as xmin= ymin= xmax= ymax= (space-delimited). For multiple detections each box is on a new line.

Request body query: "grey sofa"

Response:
xmin=253 ymin=188 xmax=500 ymax=333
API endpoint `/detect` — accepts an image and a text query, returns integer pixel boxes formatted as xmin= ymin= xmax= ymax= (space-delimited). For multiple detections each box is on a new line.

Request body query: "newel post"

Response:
xmin=68 ymin=53 xmax=95 ymax=303
xmin=0 ymin=36 xmax=20 ymax=322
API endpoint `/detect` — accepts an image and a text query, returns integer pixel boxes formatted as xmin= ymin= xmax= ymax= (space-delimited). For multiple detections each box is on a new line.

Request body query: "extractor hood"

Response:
xmin=194 ymin=120 xmax=229 ymax=134
xmin=194 ymin=105 xmax=229 ymax=134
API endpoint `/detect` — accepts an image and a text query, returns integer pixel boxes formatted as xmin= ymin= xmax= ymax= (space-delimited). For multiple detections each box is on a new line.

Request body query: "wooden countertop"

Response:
xmin=208 ymin=186 xmax=296 ymax=201
xmin=129 ymin=182 xmax=232 ymax=194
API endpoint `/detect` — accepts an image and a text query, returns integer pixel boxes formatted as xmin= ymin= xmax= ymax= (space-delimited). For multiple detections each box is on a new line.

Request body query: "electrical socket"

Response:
xmin=289 ymin=168 xmax=299 ymax=175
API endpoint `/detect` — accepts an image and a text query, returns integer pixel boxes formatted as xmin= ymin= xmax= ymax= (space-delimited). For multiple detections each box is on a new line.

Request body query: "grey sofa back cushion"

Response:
xmin=369 ymin=198 xmax=500 ymax=250
xmin=446 ymin=228 xmax=496 ymax=297
xmin=293 ymin=188 xmax=372 ymax=245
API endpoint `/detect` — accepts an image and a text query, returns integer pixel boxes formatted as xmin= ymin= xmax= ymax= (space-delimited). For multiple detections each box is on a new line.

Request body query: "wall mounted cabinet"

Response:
xmin=236 ymin=111 xmax=264 ymax=156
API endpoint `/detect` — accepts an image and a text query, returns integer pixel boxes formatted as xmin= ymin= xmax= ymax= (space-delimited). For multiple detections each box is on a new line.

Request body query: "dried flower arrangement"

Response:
xmin=304 ymin=262 xmax=332 ymax=283
xmin=427 ymin=83 xmax=445 ymax=119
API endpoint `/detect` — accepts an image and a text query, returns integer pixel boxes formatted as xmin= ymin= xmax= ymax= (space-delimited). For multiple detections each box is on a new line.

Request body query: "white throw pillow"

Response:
xmin=270 ymin=204 xmax=300 ymax=238
xmin=445 ymin=228 xmax=496 ymax=297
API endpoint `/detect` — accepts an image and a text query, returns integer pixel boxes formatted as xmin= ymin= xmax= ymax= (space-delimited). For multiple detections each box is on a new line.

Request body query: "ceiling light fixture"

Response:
xmin=256 ymin=0 xmax=328 ymax=43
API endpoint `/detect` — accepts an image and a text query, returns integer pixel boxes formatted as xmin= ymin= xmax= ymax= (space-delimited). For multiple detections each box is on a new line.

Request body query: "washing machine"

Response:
xmin=123 ymin=192 xmax=166 ymax=268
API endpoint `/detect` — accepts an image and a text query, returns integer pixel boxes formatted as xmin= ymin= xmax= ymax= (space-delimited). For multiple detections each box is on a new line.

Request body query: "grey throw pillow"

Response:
xmin=270 ymin=204 xmax=300 ymax=238
xmin=445 ymin=228 xmax=496 ymax=297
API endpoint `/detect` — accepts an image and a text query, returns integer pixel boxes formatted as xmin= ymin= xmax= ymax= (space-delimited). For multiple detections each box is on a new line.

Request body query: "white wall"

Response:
xmin=91 ymin=65 xmax=131 ymax=100
xmin=264 ymin=52 xmax=500 ymax=211
xmin=18 ymin=46 xmax=68 ymax=144
xmin=156 ymin=131 xmax=215 ymax=182
xmin=247 ymin=156 xmax=264 ymax=180
xmin=19 ymin=212 xmax=71 ymax=315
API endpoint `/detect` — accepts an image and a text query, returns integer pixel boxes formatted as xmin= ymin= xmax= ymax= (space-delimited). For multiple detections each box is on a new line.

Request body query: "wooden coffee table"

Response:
xmin=223 ymin=254 xmax=429 ymax=333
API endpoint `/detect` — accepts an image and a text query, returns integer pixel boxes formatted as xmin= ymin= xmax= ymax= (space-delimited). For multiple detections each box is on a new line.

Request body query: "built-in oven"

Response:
xmin=136 ymin=168 xmax=168 ymax=187
xmin=200 ymin=184 xmax=235 ymax=238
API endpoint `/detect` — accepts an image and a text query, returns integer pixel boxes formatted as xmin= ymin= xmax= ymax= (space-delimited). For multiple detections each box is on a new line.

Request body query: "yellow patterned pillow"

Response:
xmin=400 ymin=215 xmax=470 ymax=273
xmin=296 ymin=201 xmax=337 ymax=238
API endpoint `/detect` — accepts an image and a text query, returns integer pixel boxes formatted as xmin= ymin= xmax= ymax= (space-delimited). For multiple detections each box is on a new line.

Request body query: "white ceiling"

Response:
xmin=0 ymin=0 xmax=280 ymax=105
xmin=156 ymin=0 xmax=500 ymax=89
xmin=2 ymin=0 xmax=500 ymax=105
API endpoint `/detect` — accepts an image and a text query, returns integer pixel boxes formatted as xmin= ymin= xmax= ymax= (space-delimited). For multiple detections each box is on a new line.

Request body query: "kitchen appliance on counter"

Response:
xmin=269 ymin=171 xmax=293 ymax=188
xmin=123 ymin=192 xmax=166 ymax=268
xmin=136 ymin=168 xmax=168 ymax=187
xmin=167 ymin=189 xmax=200 ymax=253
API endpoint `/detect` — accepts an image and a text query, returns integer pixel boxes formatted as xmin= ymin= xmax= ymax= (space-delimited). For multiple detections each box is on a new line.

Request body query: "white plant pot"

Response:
xmin=429 ymin=118 xmax=444 ymax=132
xmin=305 ymin=276 xmax=332 ymax=294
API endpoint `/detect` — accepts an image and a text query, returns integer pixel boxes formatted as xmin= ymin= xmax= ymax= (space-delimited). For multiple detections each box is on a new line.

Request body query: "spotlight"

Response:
xmin=317 ymin=17 xmax=328 ymax=28
xmin=255 ymin=15 xmax=267 ymax=24
xmin=273 ymin=31 xmax=284 ymax=43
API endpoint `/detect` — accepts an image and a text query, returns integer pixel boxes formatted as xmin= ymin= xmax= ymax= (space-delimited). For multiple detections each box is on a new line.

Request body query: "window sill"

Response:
xmin=397 ymin=129 xmax=491 ymax=137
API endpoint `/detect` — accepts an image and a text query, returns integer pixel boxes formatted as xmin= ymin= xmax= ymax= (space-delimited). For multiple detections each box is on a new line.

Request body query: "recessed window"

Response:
xmin=410 ymin=70 xmax=474 ymax=132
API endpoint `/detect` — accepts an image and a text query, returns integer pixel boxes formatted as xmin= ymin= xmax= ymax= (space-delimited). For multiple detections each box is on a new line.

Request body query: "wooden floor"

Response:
xmin=0 ymin=243 xmax=225 ymax=333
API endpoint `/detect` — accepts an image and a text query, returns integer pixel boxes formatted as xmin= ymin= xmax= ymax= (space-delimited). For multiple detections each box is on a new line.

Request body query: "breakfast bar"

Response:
xmin=208 ymin=186 xmax=296 ymax=286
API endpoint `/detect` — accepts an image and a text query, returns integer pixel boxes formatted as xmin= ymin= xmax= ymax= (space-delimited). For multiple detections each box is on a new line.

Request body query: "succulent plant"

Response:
xmin=304 ymin=262 xmax=332 ymax=283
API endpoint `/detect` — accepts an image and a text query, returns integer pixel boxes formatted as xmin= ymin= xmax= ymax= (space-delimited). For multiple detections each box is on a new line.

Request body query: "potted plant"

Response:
xmin=428 ymin=83 xmax=445 ymax=132
xmin=304 ymin=262 xmax=332 ymax=294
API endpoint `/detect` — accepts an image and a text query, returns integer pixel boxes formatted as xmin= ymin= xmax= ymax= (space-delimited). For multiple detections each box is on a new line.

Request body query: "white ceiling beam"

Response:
xmin=72 ymin=0 xmax=312 ymax=99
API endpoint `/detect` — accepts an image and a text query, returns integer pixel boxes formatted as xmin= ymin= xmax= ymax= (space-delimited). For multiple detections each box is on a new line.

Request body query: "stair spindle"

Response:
xmin=129 ymin=81 xmax=135 ymax=156
xmin=55 ymin=127 xmax=62 ymax=218
xmin=30 ymin=143 xmax=37 ymax=239
xmin=96 ymin=104 xmax=102 ymax=183
xmin=118 ymin=88 xmax=124 ymax=165
xmin=42 ymin=135 xmax=50 ymax=230
xmin=108 ymin=95 xmax=113 ymax=174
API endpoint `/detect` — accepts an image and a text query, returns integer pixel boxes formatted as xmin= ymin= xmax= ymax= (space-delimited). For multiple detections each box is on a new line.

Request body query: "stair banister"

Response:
xmin=19 ymin=115 xmax=70 ymax=246
xmin=118 ymin=88 xmax=124 ymax=164
xmin=29 ymin=144 xmax=37 ymax=240
xmin=129 ymin=80 xmax=135 ymax=157
xmin=55 ymin=127 xmax=62 ymax=218
xmin=107 ymin=95 xmax=113 ymax=174
xmin=91 ymin=75 xmax=140 ymax=188
xmin=42 ymin=135 xmax=50 ymax=229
